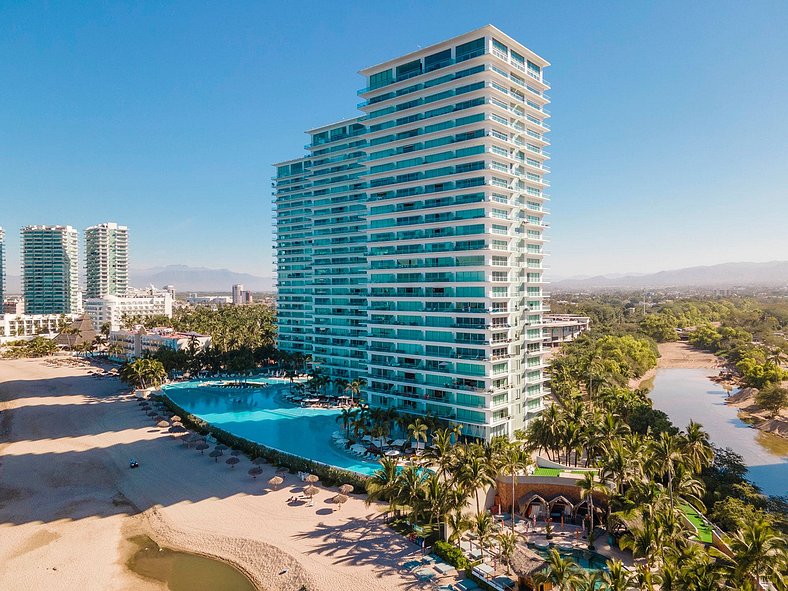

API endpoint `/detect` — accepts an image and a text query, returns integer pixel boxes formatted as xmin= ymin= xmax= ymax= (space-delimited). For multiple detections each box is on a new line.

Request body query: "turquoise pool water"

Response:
xmin=162 ymin=379 xmax=381 ymax=476
xmin=528 ymin=543 xmax=608 ymax=571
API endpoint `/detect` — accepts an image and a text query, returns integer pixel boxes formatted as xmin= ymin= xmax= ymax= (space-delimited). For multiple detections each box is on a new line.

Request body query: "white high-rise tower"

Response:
xmin=274 ymin=25 xmax=550 ymax=441
xmin=85 ymin=222 xmax=129 ymax=298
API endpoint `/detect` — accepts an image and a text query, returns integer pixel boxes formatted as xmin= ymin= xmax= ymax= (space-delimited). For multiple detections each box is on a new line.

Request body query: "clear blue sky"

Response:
xmin=1 ymin=1 xmax=786 ymax=280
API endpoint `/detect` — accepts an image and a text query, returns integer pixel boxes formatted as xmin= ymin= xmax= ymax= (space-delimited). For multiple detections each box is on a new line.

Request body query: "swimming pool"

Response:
xmin=528 ymin=543 xmax=608 ymax=571
xmin=162 ymin=379 xmax=381 ymax=476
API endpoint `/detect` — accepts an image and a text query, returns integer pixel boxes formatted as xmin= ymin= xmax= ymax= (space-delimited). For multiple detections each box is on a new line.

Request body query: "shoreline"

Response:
xmin=0 ymin=357 xmax=439 ymax=591
xmin=629 ymin=341 xmax=723 ymax=390
xmin=632 ymin=341 xmax=787 ymax=440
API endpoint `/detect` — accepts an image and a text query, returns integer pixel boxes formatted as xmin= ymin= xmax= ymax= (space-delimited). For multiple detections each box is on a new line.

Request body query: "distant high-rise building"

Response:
xmin=274 ymin=26 xmax=551 ymax=441
xmin=0 ymin=227 xmax=5 ymax=304
xmin=21 ymin=225 xmax=80 ymax=314
xmin=232 ymin=283 xmax=245 ymax=305
xmin=85 ymin=222 xmax=129 ymax=298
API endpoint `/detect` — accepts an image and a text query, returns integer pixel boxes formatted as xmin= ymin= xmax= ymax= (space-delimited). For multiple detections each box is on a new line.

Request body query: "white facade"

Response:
xmin=85 ymin=222 xmax=129 ymax=298
xmin=109 ymin=327 xmax=211 ymax=361
xmin=0 ymin=313 xmax=80 ymax=343
xmin=186 ymin=294 xmax=232 ymax=305
xmin=84 ymin=290 xmax=173 ymax=332
xmin=275 ymin=26 xmax=551 ymax=441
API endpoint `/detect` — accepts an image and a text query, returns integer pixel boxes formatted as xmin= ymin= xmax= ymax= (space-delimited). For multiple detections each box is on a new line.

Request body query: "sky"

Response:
xmin=1 ymin=1 xmax=786 ymax=281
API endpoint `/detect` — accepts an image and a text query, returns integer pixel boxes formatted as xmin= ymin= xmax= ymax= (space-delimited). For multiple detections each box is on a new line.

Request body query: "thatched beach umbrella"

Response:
xmin=171 ymin=415 xmax=182 ymax=422
xmin=196 ymin=442 xmax=209 ymax=454
xmin=338 ymin=484 xmax=354 ymax=495
xmin=230 ymin=449 xmax=243 ymax=457
xmin=156 ymin=420 xmax=169 ymax=428
xmin=304 ymin=474 xmax=319 ymax=484
xmin=226 ymin=457 xmax=240 ymax=468
xmin=332 ymin=493 xmax=348 ymax=509
xmin=248 ymin=467 xmax=263 ymax=479
xmin=209 ymin=449 xmax=224 ymax=463
xmin=215 ymin=444 xmax=228 ymax=451
xmin=252 ymin=457 xmax=267 ymax=465
xmin=268 ymin=476 xmax=284 ymax=489
xmin=168 ymin=425 xmax=186 ymax=434
xmin=303 ymin=485 xmax=319 ymax=498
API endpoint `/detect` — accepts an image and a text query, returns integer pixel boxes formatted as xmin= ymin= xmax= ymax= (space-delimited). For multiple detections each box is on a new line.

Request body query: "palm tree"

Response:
xmin=648 ymin=431 xmax=685 ymax=511
xmin=718 ymin=516 xmax=786 ymax=588
xmin=496 ymin=530 xmax=518 ymax=575
xmin=533 ymin=547 xmax=582 ymax=591
xmin=396 ymin=464 xmax=427 ymax=524
xmin=422 ymin=472 xmax=451 ymax=528
xmin=501 ymin=443 xmax=530 ymax=536
xmin=407 ymin=418 xmax=428 ymax=454
xmin=346 ymin=377 xmax=366 ymax=403
xmin=459 ymin=454 xmax=496 ymax=515
xmin=365 ymin=457 xmax=400 ymax=516
xmin=422 ymin=428 xmax=455 ymax=478
xmin=681 ymin=420 xmax=714 ymax=474
xmin=446 ymin=510 xmax=472 ymax=545
xmin=335 ymin=407 xmax=358 ymax=440
xmin=473 ymin=511 xmax=495 ymax=562
xmin=575 ymin=570 xmax=602 ymax=591
xmin=601 ymin=559 xmax=632 ymax=591
xmin=578 ymin=471 xmax=607 ymax=549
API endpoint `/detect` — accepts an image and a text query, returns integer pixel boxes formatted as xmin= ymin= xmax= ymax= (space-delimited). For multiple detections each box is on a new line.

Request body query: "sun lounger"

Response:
xmin=414 ymin=567 xmax=435 ymax=581
xmin=434 ymin=562 xmax=456 ymax=575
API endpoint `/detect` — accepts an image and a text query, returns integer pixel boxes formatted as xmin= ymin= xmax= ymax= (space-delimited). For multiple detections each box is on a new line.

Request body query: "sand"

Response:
xmin=0 ymin=358 xmax=440 ymax=591
xmin=629 ymin=341 xmax=722 ymax=389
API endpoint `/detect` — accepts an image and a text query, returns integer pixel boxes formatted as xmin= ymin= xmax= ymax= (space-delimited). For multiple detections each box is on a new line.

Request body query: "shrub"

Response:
xmin=433 ymin=540 xmax=469 ymax=571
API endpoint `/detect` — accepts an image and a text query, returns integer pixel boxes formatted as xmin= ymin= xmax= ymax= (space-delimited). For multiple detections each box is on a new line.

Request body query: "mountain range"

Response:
xmin=550 ymin=260 xmax=788 ymax=290
xmin=3 ymin=261 xmax=785 ymax=295
xmin=129 ymin=265 xmax=275 ymax=292
xmin=3 ymin=265 xmax=275 ymax=294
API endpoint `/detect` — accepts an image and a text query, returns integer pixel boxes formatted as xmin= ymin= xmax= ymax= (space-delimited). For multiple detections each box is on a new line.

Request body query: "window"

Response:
xmin=493 ymin=39 xmax=508 ymax=54
xmin=425 ymin=49 xmax=452 ymax=72
xmin=369 ymin=69 xmax=393 ymax=90
xmin=396 ymin=59 xmax=422 ymax=81
xmin=455 ymin=37 xmax=485 ymax=62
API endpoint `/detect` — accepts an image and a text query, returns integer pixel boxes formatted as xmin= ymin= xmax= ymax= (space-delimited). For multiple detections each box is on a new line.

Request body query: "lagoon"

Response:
xmin=647 ymin=368 xmax=787 ymax=497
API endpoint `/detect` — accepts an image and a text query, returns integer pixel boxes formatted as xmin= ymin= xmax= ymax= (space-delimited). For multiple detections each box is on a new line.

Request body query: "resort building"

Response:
xmin=108 ymin=326 xmax=211 ymax=361
xmin=85 ymin=222 xmax=129 ymax=298
xmin=84 ymin=288 xmax=174 ymax=332
xmin=542 ymin=314 xmax=590 ymax=347
xmin=3 ymin=297 xmax=25 ymax=315
xmin=274 ymin=25 xmax=551 ymax=441
xmin=0 ymin=312 xmax=80 ymax=344
xmin=0 ymin=227 xmax=5 ymax=305
xmin=21 ymin=225 xmax=81 ymax=315
xmin=186 ymin=294 xmax=232 ymax=306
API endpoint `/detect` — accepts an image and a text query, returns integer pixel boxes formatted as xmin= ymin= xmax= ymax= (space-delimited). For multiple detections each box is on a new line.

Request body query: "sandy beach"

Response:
xmin=0 ymin=358 xmax=436 ymax=591
xmin=630 ymin=341 xmax=722 ymax=389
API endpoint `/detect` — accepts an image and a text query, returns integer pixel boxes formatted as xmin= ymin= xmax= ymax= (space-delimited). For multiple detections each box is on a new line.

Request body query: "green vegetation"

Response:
xmin=122 ymin=304 xmax=276 ymax=353
xmin=432 ymin=540 xmax=470 ymax=571
xmin=534 ymin=293 xmax=788 ymax=588
xmin=1 ymin=337 xmax=58 ymax=358
xmin=755 ymin=383 xmax=787 ymax=417
xmin=119 ymin=358 xmax=167 ymax=389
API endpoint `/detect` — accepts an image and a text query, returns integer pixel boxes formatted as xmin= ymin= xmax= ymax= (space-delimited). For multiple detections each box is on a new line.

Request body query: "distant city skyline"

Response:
xmin=1 ymin=2 xmax=786 ymax=279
